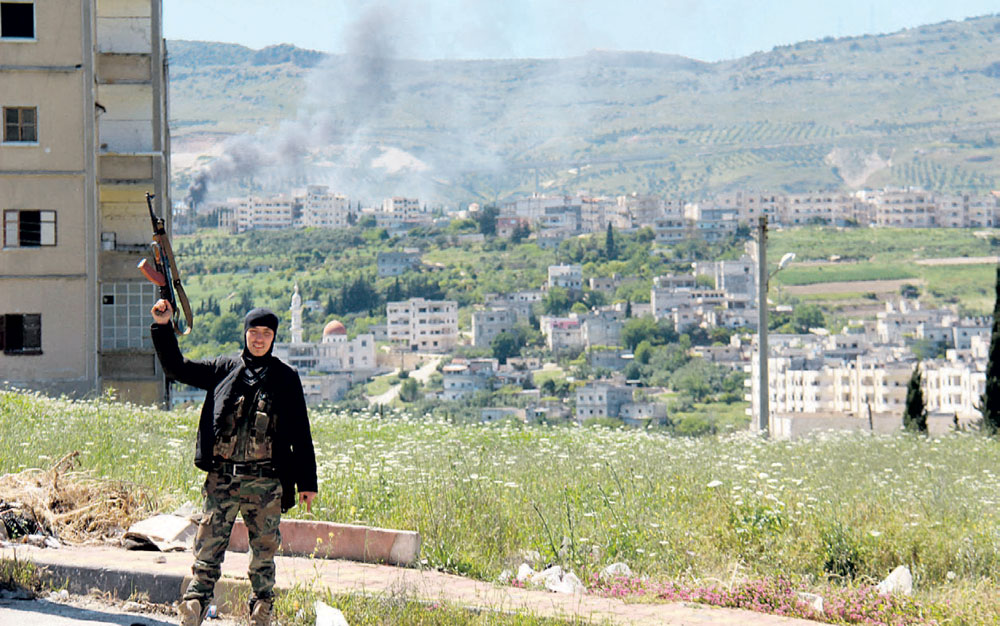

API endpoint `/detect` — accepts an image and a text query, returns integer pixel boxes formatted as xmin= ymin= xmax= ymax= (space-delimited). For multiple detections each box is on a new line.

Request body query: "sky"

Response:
xmin=162 ymin=0 xmax=1000 ymax=62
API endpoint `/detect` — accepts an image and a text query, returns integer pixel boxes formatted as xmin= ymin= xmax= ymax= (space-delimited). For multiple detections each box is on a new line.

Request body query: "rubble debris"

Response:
xmin=0 ymin=451 xmax=152 ymax=545
xmin=122 ymin=514 xmax=197 ymax=551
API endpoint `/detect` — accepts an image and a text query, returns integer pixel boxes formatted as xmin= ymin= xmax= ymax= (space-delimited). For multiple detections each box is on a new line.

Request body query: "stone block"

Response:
xmin=229 ymin=519 xmax=420 ymax=566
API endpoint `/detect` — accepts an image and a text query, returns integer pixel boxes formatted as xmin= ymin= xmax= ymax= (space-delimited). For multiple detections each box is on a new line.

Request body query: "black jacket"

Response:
xmin=151 ymin=323 xmax=318 ymax=512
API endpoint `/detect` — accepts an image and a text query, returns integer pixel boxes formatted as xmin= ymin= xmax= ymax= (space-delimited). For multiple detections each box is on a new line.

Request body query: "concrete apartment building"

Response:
xmin=471 ymin=308 xmax=517 ymax=348
xmin=748 ymin=319 xmax=989 ymax=438
xmin=301 ymin=184 xmax=349 ymax=229
xmin=376 ymin=250 xmax=421 ymax=278
xmin=575 ymin=381 xmax=633 ymax=421
xmin=234 ymin=194 xmax=295 ymax=232
xmin=376 ymin=197 xmax=431 ymax=232
xmin=386 ymin=297 xmax=458 ymax=352
xmin=547 ymin=264 xmax=583 ymax=291
xmin=441 ymin=358 xmax=496 ymax=401
xmin=1 ymin=0 xmax=170 ymax=403
xmin=482 ymin=290 xmax=542 ymax=322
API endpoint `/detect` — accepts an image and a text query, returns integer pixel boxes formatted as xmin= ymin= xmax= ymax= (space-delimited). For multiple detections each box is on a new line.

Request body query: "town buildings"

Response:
xmin=270 ymin=285 xmax=377 ymax=404
xmin=471 ymin=308 xmax=517 ymax=348
xmin=386 ymin=297 xmax=459 ymax=352
xmin=376 ymin=250 xmax=422 ymax=278
xmin=1 ymin=0 xmax=171 ymax=403
xmin=747 ymin=302 xmax=990 ymax=438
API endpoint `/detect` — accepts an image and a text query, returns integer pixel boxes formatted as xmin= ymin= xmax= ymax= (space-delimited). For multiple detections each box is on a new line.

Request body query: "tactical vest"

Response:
xmin=213 ymin=389 xmax=275 ymax=462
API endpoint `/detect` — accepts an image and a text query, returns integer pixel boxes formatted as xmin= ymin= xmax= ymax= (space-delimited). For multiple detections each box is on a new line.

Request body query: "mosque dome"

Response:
xmin=323 ymin=320 xmax=347 ymax=336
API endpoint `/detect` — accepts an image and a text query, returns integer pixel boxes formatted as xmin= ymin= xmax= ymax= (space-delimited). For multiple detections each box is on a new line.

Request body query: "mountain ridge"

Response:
xmin=166 ymin=14 xmax=1000 ymax=205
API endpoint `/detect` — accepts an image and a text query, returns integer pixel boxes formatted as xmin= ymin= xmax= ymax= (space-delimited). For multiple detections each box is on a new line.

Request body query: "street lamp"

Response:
xmin=756 ymin=215 xmax=795 ymax=437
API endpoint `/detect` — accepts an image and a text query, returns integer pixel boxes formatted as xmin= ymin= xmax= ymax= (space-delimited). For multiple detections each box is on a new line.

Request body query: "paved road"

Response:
xmin=0 ymin=598 xmax=176 ymax=625
xmin=0 ymin=596 xmax=239 ymax=625
xmin=366 ymin=357 xmax=442 ymax=406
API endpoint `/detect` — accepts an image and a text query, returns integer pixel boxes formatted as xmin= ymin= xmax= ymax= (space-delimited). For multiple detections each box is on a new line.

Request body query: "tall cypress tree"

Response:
xmin=904 ymin=363 xmax=928 ymax=433
xmin=981 ymin=266 xmax=1000 ymax=433
xmin=605 ymin=222 xmax=617 ymax=260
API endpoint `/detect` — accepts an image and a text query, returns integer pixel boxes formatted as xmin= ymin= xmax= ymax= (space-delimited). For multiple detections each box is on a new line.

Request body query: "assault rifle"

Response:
xmin=137 ymin=192 xmax=193 ymax=335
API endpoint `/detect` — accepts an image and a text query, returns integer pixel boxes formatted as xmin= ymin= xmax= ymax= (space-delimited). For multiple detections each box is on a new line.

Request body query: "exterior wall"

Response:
xmin=302 ymin=185 xmax=349 ymax=229
xmin=0 ymin=279 xmax=93 ymax=394
xmin=575 ymin=384 xmax=633 ymax=420
xmin=471 ymin=308 xmax=517 ymax=348
xmin=0 ymin=0 xmax=168 ymax=401
xmin=548 ymin=264 xmax=582 ymax=291
xmin=376 ymin=251 xmax=421 ymax=277
xmin=0 ymin=73 xmax=87 ymax=172
xmin=387 ymin=298 xmax=458 ymax=352
xmin=97 ymin=83 xmax=154 ymax=152
xmin=0 ymin=0 xmax=100 ymax=395
xmin=1 ymin=0 xmax=85 ymax=67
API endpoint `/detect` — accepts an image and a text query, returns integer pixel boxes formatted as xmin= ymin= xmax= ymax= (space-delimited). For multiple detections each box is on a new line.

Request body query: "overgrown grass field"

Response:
xmin=4 ymin=390 xmax=1000 ymax=622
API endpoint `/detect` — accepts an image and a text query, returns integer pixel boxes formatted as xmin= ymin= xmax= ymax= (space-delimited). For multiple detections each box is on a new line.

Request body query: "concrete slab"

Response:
xmin=0 ymin=544 xmax=821 ymax=625
xmin=228 ymin=519 xmax=420 ymax=565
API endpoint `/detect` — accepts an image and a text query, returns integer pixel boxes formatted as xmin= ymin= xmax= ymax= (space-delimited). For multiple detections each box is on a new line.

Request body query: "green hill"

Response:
xmin=167 ymin=14 xmax=1000 ymax=204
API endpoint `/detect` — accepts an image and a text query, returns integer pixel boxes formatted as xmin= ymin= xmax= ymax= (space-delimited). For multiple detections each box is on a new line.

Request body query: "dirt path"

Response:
xmin=367 ymin=357 xmax=442 ymax=406
xmin=784 ymin=278 xmax=923 ymax=296
xmin=914 ymin=256 xmax=999 ymax=266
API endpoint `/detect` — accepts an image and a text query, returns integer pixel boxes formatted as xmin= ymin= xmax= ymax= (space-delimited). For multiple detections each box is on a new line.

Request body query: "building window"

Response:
xmin=4 ymin=210 xmax=55 ymax=247
xmin=101 ymin=282 xmax=157 ymax=350
xmin=0 ymin=2 xmax=33 ymax=38
xmin=1 ymin=313 xmax=41 ymax=354
xmin=3 ymin=106 xmax=36 ymax=142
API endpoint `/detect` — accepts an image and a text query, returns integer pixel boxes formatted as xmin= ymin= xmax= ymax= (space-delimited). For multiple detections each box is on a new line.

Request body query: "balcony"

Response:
xmin=97 ymin=53 xmax=152 ymax=84
xmin=99 ymin=154 xmax=154 ymax=183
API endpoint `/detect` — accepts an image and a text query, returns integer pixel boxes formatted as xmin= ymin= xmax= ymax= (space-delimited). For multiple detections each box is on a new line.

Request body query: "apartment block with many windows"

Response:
xmin=386 ymin=297 xmax=458 ymax=353
xmin=1 ymin=0 xmax=170 ymax=402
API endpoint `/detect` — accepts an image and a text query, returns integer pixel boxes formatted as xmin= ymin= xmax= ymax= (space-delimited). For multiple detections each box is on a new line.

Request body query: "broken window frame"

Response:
xmin=1 ymin=313 xmax=42 ymax=355
xmin=3 ymin=209 xmax=55 ymax=247
xmin=3 ymin=106 xmax=37 ymax=143
xmin=0 ymin=1 xmax=34 ymax=39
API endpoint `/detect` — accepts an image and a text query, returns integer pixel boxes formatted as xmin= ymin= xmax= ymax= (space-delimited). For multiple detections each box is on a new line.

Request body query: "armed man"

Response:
xmin=150 ymin=299 xmax=318 ymax=626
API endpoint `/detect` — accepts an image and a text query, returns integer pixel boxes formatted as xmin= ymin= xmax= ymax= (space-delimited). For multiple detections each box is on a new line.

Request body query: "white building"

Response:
xmin=376 ymin=197 xmax=431 ymax=231
xmin=748 ymin=325 xmax=988 ymax=438
xmin=235 ymin=194 xmax=295 ymax=232
xmin=548 ymin=264 xmax=583 ymax=291
xmin=575 ymin=382 xmax=634 ymax=421
xmin=442 ymin=358 xmax=496 ymax=401
xmin=301 ymin=185 xmax=349 ymax=229
xmin=268 ymin=285 xmax=377 ymax=403
xmin=386 ymin=297 xmax=458 ymax=352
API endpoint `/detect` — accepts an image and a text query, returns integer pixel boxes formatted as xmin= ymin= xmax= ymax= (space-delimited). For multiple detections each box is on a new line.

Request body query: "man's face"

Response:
xmin=245 ymin=326 xmax=275 ymax=357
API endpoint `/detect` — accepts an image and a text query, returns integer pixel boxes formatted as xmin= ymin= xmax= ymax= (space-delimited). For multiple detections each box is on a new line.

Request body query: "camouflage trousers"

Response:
xmin=183 ymin=471 xmax=282 ymax=603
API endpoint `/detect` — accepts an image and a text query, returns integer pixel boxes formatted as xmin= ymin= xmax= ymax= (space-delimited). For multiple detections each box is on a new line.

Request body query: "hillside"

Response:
xmin=167 ymin=14 xmax=1000 ymax=205
xmin=6 ymin=390 xmax=1000 ymax=623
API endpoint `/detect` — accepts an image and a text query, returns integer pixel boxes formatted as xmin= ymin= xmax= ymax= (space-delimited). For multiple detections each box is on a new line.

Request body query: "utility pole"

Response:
xmin=757 ymin=216 xmax=769 ymax=436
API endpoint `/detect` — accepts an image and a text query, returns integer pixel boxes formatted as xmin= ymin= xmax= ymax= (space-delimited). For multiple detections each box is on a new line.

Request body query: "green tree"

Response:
xmin=605 ymin=222 xmax=617 ymax=260
xmin=490 ymin=330 xmax=524 ymax=365
xmin=622 ymin=316 xmax=677 ymax=350
xmin=981 ymin=267 xmax=1000 ymax=433
xmin=511 ymin=222 xmax=530 ymax=243
xmin=473 ymin=205 xmax=499 ymax=236
xmin=791 ymin=304 xmax=825 ymax=333
xmin=399 ymin=378 xmax=421 ymax=403
xmin=904 ymin=363 xmax=928 ymax=433
xmin=634 ymin=340 xmax=653 ymax=365
xmin=543 ymin=287 xmax=572 ymax=315
xmin=210 ymin=312 xmax=242 ymax=345
xmin=669 ymin=359 xmax=715 ymax=403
